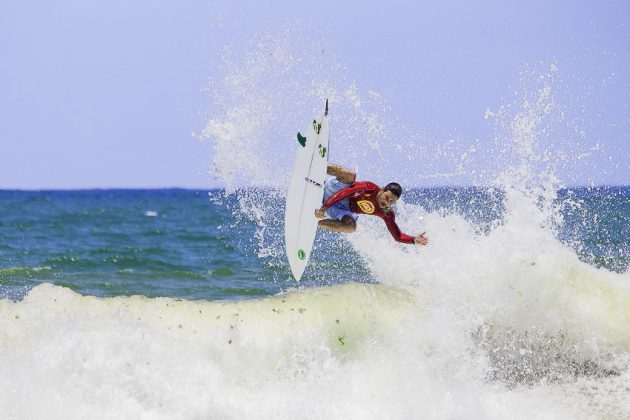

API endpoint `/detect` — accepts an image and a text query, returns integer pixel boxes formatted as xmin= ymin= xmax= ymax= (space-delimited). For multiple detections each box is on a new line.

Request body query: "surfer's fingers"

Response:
xmin=414 ymin=232 xmax=429 ymax=245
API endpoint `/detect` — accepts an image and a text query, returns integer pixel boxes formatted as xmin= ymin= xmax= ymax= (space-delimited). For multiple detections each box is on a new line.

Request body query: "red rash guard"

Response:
xmin=323 ymin=181 xmax=415 ymax=244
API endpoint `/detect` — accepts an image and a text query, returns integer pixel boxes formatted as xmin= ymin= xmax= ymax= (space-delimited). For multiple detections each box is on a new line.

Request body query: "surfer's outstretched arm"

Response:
xmin=327 ymin=163 xmax=356 ymax=184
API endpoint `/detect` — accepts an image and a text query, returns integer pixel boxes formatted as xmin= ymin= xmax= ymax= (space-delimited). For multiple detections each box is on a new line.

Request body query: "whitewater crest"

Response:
xmin=3 ymin=264 xmax=630 ymax=420
xmin=0 ymin=283 xmax=424 ymax=419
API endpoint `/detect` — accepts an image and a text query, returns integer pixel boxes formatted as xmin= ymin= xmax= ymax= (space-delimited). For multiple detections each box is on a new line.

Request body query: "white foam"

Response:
xmin=0 ymin=283 xmax=421 ymax=419
xmin=3 ymin=265 xmax=628 ymax=419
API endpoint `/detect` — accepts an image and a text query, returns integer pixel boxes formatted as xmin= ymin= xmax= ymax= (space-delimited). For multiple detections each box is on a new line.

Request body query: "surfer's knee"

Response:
xmin=341 ymin=216 xmax=356 ymax=233
xmin=337 ymin=169 xmax=356 ymax=184
xmin=344 ymin=170 xmax=356 ymax=184
xmin=328 ymin=163 xmax=356 ymax=184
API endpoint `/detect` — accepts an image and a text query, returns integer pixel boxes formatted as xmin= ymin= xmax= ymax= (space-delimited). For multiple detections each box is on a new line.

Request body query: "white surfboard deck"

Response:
xmin=284 ymin=101 xmax=330 ymax=281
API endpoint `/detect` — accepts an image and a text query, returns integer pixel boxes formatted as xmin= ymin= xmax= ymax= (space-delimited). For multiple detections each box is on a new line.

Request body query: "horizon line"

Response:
xmin=1 ymin=184 xmax=629 ymax=192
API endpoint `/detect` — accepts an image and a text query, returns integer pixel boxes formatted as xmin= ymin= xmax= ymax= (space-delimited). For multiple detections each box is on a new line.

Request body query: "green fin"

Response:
xmin=297 ymin=132 xmax=306 ymax=147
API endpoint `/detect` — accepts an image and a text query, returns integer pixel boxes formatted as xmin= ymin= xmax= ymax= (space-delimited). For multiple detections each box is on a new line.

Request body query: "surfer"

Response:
xmin=314 ymin=163 xmax=429 ymax=245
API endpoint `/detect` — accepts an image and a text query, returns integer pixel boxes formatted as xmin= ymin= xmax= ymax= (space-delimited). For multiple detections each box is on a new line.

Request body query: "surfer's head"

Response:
xmin=378 ymin=182 xmax=402 ymax=210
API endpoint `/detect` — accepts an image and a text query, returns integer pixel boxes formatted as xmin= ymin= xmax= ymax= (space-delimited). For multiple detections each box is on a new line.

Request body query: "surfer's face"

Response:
xmin=378 ymin=190 xmax=398 ymax=209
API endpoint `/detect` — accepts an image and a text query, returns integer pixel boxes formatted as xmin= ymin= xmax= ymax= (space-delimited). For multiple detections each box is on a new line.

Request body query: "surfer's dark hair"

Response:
xmin=383 ymin=182 xmax=403 ymax=198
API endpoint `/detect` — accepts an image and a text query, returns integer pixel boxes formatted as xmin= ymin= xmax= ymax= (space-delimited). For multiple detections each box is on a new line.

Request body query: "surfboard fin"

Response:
xmin=297 ymin=132 xmax=307 ymax=147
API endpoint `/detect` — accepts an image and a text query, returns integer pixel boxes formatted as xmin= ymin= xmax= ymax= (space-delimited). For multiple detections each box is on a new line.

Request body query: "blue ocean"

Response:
xmin=1 ymin=187 xmax=627 ymax=302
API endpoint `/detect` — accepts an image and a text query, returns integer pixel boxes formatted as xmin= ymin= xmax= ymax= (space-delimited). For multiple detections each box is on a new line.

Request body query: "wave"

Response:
xmin=0 ymin=282 xmax=417 ymax=419
xmin=2 ymin=275 xmax=630 ymax=419
xmin=0 ymin=266 xmax=52 ymax=275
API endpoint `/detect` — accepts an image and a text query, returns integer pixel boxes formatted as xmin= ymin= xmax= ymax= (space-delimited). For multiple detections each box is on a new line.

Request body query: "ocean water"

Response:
xmin=1 ymin=188 xmax=627 ymax=302
xmin=0 ymin=189 xmax=375 ymax=301
xmin=1 ymin=186 xmax=629 ymax=419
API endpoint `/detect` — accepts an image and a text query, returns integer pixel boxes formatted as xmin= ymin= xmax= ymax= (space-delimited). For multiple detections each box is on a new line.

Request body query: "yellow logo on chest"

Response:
xmin=357 ymin=200 xmax=375 ymax=214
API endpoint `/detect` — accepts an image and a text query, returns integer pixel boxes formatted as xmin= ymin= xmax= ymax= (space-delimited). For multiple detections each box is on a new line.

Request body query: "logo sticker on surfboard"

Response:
xmin=318 ymin=144 xmax=326 ymax=158
xmin=357 ymin=200 xmax=375 ymax=214
xmin=297 ymin=249 xmax=306 ymax=260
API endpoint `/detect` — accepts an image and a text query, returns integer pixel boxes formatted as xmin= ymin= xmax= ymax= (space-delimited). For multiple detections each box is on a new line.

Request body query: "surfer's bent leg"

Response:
xmin=321 ymin=173 xmax=358 ymax=234
xmin=327 ymin=163 xmax=356 ymax=184
xmin=318 ymin=216 xmax=356 ymax=233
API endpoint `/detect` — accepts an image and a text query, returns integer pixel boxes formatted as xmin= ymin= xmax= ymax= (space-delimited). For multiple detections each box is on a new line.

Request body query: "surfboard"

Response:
xmin=284 ymin=100 xmax=330 ymax=281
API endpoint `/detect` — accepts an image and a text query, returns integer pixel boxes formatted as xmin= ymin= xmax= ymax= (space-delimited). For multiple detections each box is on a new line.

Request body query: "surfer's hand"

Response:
xmin=414 ymin=232 xmax=429 ymax=246
xmin=314 ymin=206 xmax=327 ymax=219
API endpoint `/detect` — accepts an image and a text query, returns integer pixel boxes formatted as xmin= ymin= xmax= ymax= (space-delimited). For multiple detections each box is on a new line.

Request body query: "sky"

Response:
xmin=1 ymin=0 xmax=628 ymax=189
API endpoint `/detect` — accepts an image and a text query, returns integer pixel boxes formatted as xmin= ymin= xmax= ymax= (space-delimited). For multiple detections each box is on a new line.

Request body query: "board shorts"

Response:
xmin=323 ymin=178 xmax=359 ymax=222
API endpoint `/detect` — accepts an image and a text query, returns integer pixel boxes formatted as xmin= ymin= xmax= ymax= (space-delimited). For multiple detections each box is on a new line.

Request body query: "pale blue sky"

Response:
xmin=1 ymin=0 xmax=628 ymax=189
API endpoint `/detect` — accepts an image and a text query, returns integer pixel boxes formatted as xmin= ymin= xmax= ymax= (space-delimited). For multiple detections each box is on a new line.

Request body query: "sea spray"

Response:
xmin=346 ymin=62 xmax=630 ymax=418
xmin=197 ymin=25 xmax=404 ymax=278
